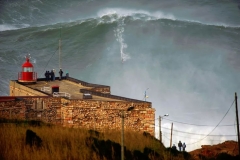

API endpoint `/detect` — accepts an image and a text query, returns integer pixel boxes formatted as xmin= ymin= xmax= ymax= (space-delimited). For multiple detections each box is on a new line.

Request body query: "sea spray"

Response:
xmin=114 ymin=18 xmax=130 ymax=62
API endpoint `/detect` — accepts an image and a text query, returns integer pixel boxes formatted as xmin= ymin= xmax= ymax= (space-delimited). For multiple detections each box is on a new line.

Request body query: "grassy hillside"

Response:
xmin=0 ymin=119 xmax=192 ymax=160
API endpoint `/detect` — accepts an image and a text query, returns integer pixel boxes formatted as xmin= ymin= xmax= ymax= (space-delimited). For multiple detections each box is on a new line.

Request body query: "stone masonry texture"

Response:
xmin=0 ymin=97 xmax=155 ymax=136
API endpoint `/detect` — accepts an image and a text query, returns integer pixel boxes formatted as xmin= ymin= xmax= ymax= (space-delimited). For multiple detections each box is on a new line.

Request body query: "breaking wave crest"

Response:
xmin=0 ymin=24 xmax=30 ymax=32
xmin=97 ymin=8 xmax=176 ymax=21
xmin=1 ymin=7 xmax=239 ymax=32
xmin=97 ymin=8 xmax=240 ymax=29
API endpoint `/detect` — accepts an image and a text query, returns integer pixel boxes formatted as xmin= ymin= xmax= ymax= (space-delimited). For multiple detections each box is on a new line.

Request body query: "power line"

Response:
xmin=40 ymin=26 xmax=69 ymax=77
xmin=162 ymin=133 xmax=229 ymax=143
xmin=158 ymin=99 xmax=236 ymax=147
xmin=162 ymin=131 xmax=236 ymax=140
xmin=162 ymin=133 xmax=232 ymax=148
xmin=154 ymin=121 xmax=236 ymax=129
xmin=40 ymin=46 xmax=59 ymax=77
xmin=162 ymin=118 xmax=236 ymax=127
xmin=184 ymin=99 xmax=235 ymax=145
xmin=156 ymin=109 xmax=236 ymax=127
xmin=161 ymin=127 xmax=236 ymax=136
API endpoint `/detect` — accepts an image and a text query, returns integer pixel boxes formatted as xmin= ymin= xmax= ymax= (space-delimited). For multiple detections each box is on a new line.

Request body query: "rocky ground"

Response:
xmin=189 ymin=141 xmax=239 ymax=160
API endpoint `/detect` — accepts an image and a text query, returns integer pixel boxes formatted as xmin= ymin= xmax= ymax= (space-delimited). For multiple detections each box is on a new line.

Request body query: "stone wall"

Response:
xmin=0 ymin=97 xmax=61 ymax=124
xmin=9 ymin=81 xmax=47 ymax=96
xmin=0 ymin=97 xmax=155 ymax=135
xmin=62 ymin=100 xmax=155 ymax=135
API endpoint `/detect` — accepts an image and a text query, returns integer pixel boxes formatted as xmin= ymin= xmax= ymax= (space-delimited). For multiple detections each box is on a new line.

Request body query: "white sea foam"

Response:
xmin=96 ymin=8 xmax=240 ymax=29
xmin=97 ymin=8 xmax=176 ymax=21
xmin=0 ymin=24 xmax=30 ymax=32
xmin=0 ymin=57 xmax=5 ymax=62
xmin=114 ymin=18 xmax=131 ymax=62
xmin=0 ymin=25 xmax=18 ymax=31
xmin=31 ymin=58 xmax=36 ymax=64
xmin=177 ymin=18 xmax=240 ymax=29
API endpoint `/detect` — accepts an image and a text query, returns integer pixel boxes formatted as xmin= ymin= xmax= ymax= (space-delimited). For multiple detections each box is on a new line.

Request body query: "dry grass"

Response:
xmin=0 ymin=123 xmax=96 ymax=160
xmin=0 ymin=120 xmax=191 ymax=160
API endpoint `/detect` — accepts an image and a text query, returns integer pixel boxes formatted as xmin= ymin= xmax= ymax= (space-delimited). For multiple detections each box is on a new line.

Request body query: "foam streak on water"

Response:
xmin=114 ymin=18 xmax=130 ymax=62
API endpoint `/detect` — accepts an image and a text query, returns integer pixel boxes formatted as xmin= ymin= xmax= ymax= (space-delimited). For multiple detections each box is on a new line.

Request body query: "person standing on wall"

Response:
xmin=182 ymin=142 xmax=186 ymax=151
xmin=47 ymin=71 xmax=50 ymax=82
xmin=50 ymin=70 xmax=54 ymax=81
xmin=172 ymin=144 xmax=177 ymax=150
xmin=44 ymin=71 xmax=48 ymax=81
xmin=48 ymin=71 xmax=51 ymax=81
xmin=178 ymin=141 xmax=182 ymax=151
xmin=59 ymin=68 xmax=63 ymax=80
xmin=52 ymin=69 xmax=55 ymax=81
xmin=66 ymin=71 xmax=69 ymax=79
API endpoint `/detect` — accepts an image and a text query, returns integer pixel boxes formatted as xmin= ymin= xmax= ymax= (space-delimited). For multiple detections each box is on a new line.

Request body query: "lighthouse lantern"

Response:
xmin=18 ymin=55 xmax=37 ymax=83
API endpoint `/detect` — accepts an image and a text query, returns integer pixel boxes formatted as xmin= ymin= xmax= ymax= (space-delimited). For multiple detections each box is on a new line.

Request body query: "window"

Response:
xmin=23 ymin=67 xmax=33 ymax=72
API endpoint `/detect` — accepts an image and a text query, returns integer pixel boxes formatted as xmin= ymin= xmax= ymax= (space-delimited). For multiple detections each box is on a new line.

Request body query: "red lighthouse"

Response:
xmin=18 ymin=54 xmax=37 ymax=83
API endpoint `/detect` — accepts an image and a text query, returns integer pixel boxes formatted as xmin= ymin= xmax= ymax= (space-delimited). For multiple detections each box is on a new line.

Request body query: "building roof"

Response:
xmin=21 ymin=77 xmax=148 ymax=103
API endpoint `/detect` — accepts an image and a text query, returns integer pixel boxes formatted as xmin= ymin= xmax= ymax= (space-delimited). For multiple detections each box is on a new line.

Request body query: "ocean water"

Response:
xmin=1 ymin=0 xmax=240 ymax=151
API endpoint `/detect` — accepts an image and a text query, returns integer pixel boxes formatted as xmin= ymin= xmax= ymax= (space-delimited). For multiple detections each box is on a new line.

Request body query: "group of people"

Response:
xmin=44 ymin=68 xmax=64 ymax=81
xmin=172 ymin=141 xmax=186 ymax=151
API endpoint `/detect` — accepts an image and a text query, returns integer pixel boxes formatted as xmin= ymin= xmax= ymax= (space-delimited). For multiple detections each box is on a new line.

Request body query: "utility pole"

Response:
xmin=170 ymin=123 xmax=173 ymax=148
xmin=121 ymin=110 xmax=124 ymax=160
xmin=235 ymin=92 xmax=240 ymax=156
xmin=104 ymin=107 xmax=134 ymax=160
xmin=120 ymin=106 xmax=134 ymax=160
xmin=59 ymin=27 xmax=62 ymax=69
xmin=159 ymin=116 xmax=161 ymax=142
xmin=159 ymin=114 xmax=169 ymax=143
xmin=144 ymin=88 xmax=149 ymax=101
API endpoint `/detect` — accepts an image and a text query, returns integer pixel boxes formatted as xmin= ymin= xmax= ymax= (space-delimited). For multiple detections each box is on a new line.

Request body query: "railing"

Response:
xmin=80 ymin=89 xmax=150 ymax=103
xmin=66 ymin=77 xmax=110 ymax=91
xmin=41 ymin=87 xmax=51 ymax=92
xmin=18 ymin=72 xmax=37 ymax=81
xmin=53 ymin=92 xmax=71 ymax=99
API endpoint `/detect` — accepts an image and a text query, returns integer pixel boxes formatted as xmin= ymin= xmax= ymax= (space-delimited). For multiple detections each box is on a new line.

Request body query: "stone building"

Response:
xmin=0 ymin=56 xmax=155 ymax=135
